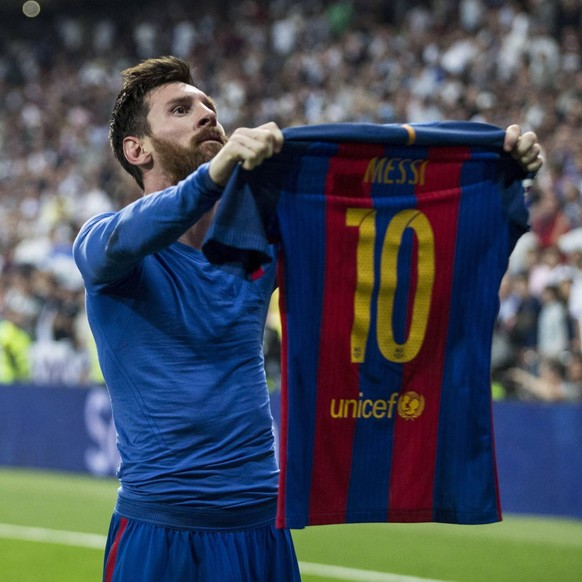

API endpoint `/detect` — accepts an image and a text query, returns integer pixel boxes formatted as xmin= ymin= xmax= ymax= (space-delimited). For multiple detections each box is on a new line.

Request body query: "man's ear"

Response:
xmin=123 ymin=136 xmax=152 ymax=167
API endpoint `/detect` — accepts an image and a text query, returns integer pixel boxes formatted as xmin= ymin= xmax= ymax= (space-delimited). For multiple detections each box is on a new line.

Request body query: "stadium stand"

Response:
xmin=0 ymin=0 xmax=581 ymax=399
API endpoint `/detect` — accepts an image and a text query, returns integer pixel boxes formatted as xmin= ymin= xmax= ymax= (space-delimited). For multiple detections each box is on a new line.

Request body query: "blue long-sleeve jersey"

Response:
xmin=73 ymin=163 xmax=279 ymax=510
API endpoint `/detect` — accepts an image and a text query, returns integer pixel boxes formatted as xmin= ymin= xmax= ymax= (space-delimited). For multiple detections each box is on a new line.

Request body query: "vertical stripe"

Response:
xmin=276 ymin=252 xmax=290 ymax=528
xmin=490 ymin=404 xmax=503 ymax=520
xmin=277 ymin=144 xmax=334 ymax=528
xmin=404 ymin=236 xmax=419 ymax=344
xmin=388 ymin=147 xmax=469 ymax=521
xmin=433 ymin=151 xmax=506 ymax=523
xmin=344 ymin=145 xmax=419 ymax=521
xmin=308 ymin=143 xmax=383 ymax=524
xmin=104 ymin=517 xmax=128 ymax=582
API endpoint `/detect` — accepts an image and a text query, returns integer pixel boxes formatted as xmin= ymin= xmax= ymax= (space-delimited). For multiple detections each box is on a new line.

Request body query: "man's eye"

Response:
xmin=173 ymin=106 xmax=188 ymax=115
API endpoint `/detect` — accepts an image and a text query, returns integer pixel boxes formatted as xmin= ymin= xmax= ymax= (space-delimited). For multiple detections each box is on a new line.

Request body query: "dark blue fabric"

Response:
xmin=74 ymin=163 xmax=279 ymax=509
xmin=282 ymin=121 xmax=506 ymax=146
xmin=202 ymin=121 xmax=528 ymax=274
xmin=103 ymin=513 xmax=300 ymax=582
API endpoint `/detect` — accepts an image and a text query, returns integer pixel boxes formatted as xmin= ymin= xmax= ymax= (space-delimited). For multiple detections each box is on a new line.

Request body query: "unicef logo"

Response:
xmin=397 ymin=391 xmax=425 ymax=420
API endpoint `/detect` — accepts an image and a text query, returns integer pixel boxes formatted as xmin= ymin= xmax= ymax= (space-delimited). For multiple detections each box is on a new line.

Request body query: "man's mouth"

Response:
xmin=196 ymin=131 xmax=226 ymax=146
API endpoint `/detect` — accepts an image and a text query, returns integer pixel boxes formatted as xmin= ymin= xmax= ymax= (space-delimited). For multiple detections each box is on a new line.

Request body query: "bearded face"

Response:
xmin=150 ymin=127 xmax=228 ymax=185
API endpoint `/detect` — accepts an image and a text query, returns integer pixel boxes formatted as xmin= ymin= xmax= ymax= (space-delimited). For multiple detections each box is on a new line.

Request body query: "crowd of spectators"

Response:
xmin=0 ymin=0 xmax=581 ymax=401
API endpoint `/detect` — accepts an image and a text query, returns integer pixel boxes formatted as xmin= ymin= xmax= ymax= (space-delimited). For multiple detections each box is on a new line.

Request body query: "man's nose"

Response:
xmin=196 ymin=105 xmax=217 ymax=128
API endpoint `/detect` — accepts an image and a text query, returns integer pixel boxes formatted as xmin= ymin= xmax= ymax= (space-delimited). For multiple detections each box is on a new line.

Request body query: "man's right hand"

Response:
xmin=208 ymin=122 xmax=284 ymax=187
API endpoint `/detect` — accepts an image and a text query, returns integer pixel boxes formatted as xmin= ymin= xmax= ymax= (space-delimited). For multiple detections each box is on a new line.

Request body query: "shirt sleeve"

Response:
xmin=202 ymin=152 xmax=293 ymax=274
xmin=73 ymin=162 xmax=223 ymax=291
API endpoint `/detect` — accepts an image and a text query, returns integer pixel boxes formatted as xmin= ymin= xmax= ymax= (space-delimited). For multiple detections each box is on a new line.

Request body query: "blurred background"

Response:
xmin=1 ymin=0 xmax=581 ymax=400
xmin=1 ymin=1 xmax=582 ymax=580
xmin=0 ymin=0 xmax=581 ymax=545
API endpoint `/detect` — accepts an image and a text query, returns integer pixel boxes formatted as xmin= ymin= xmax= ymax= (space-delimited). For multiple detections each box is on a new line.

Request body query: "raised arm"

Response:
xmin=73 ymin=163 xmax=222 ymax=290
xmin=74 ymin=123 xmax=284 ymax=290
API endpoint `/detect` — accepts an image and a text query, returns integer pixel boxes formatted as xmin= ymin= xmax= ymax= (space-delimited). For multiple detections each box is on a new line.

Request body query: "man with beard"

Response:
xmin=74 ymin=57 xmax=296 ymax=582
xmin=73 ymin=56 xmax=542 ymax=581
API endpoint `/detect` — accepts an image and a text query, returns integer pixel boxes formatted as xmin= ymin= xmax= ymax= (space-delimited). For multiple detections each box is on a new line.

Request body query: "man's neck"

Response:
xmin=178 ymin=205 xmax=217 ymax=249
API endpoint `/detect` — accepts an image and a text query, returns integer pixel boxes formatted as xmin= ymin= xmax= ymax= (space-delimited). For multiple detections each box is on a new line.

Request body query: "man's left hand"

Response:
xmin=504 ymin=124 xmax=543 ymax=173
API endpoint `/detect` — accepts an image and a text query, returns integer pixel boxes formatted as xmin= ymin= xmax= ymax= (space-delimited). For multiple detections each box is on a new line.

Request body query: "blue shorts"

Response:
xmin=103 ymin=499 xmax=301 ymax=582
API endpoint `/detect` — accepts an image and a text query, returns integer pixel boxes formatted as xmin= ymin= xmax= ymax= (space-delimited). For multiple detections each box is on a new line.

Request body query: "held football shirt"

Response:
xmin=203 ymin=122 xmax=530 ymax=528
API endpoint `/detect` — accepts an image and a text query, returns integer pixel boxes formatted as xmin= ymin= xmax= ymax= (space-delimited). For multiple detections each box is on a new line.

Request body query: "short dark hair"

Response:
xmin=109 ymin=56 xmax=195 ymax=189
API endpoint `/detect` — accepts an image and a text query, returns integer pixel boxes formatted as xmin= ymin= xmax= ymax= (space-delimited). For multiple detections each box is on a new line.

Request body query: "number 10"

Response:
xmin=346 ymin=208 xmax=435 ymax=364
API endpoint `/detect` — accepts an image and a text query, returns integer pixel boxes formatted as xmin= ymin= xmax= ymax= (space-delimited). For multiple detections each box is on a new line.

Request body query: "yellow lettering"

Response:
xmin=397 ymin=158 xmax=408 ymax=184
xmin=357 ymin=393 xmax=364 ymax=417
xmin=361 ymin=400 xmax=373 ymax=418
xmin=344 ymin=399 xmax=358 ymax=418
xmin=387 ymin=392 xmax=399 ymax=418
xmin=382 ymin=158 xmax=395 ymax=184
xmin=378 ymin=209 xmax=434 ymax=362
xmin=409 ymin=159 xmax=419 ymax=184
xmin=364 ymin=157 xmax=386 ymax=183
xmin=330 ymin=392 xmax=402 ymax=420
xmin=362 ymin=157 xmax=428 ymax=186
xmin=347 ymin=206 xmax=434 ymax=365
xmin=373 ymin=399 xmax=387 ymax=418
xmin=330 ymin=399 xmax=343 ymax=418
xmin=346 ymin=208 xmax=376 ymax=363
xmin=419 ymin=160 xmax=428 ymax=186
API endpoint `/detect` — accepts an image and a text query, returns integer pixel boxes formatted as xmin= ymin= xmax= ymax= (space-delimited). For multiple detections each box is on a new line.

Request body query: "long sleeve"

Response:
xmin=73 ymin=162 xmax=223 ymax=291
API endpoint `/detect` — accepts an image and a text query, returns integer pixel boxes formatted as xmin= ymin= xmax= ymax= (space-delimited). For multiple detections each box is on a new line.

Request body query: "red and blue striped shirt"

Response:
xmin=203 ymin=122 xmax=530 ymax=528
